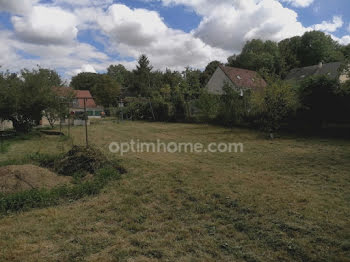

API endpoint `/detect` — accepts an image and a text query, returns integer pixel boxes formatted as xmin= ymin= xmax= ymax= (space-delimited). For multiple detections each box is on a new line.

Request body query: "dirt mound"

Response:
xmin=54 ymin=146 xmax=108 ymax=176
xmin=0 ymin=165 xmax=72 ymax=194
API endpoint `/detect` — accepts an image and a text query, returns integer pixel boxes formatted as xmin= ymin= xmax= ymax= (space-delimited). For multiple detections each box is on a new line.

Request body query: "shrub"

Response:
xmin=196 ymin=90 xmax=220 ymax=122
xmin=251 ymin=81 xmax=299 ymax=136
xmin=216 ymin=83 xmax=251 ymax=127
xmin=297 ymin=75 xmax=339 ymax=128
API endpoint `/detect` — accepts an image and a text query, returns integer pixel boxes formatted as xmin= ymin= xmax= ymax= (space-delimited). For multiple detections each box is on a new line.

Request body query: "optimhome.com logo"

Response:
xmin=109 ymin=139 xmax=244 ymax=156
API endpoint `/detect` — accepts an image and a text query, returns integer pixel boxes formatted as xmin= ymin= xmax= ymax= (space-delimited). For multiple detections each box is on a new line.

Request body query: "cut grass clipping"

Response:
xmin=0 ymin=146 xmax=126 ymax=214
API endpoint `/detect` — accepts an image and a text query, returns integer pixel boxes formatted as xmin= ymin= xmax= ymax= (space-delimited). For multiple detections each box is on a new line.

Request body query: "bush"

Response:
xmin=297 ymin=75 xmax=339 ymax=128
xmin=251 ymin=81 xmax=299 ymax=135
xmin=196 ymin=90 xmax=219 ymax=122
xmin=216 ymin=83 xmax=251 ymax=127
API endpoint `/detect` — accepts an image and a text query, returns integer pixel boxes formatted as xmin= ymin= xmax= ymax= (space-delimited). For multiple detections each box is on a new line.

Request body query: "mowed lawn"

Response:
xmin=0 ymin=120 xmax=350 ymax=261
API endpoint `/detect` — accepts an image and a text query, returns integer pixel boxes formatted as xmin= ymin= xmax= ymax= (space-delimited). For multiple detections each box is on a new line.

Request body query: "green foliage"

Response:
xmin=251 ymin=81 xmax=299 ymax=134
xmin=150 ymin=95 xmax=175 ymax=121
xmin=196 ymin=90 xmax=220 ymax=122
xmin=228 ymin=39 xmax=283 ymax=77
xmin=298 ymin=31 xmax=344 ymax=67
xmin=216 ymin=83 xmax=251 ymax=127
xmin=227 ymin=31 xmax=345 ymax=80
xmin=132 ymin=54 xmax=153 ymax=96
xmin=70 ymin=72 xmax=101 ymax=91
xmin=278 ymin=36 xmax=302 ymax=76
xmin=341 ymin=44 xmax=350 ymax=59
xmin=297 ymin=75 xmax=340 ymax=127
xmin=0 ymin=68 xmax=64 ymax=133
xmin=92 ymin=75 xmax=121 ymax=108
xmin=107 ymin=64 xmax=130 ymax=87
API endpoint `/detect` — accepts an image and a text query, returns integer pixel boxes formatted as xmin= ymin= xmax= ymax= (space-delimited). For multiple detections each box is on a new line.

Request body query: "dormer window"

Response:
xmin=237 ymin=75 xmax=241 ymax=80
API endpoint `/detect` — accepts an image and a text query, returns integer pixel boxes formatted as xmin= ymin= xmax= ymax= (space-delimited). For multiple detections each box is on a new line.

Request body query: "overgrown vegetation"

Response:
xmin=0 ymin=146 xmax=125 ymax=214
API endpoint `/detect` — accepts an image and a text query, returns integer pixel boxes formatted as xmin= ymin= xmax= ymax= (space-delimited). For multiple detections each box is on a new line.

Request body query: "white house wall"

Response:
xmin=206 ymin=67 xmax=234 ymax=95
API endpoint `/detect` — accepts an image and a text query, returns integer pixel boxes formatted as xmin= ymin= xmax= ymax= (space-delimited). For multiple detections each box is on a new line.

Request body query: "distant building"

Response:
xmin=41 ymin=87 xmax=104 ymax=127
xmin=206 ymin=65 xmax=267 ymax=95
xmin=285 ymin=62 xmax=350 ymax=83
xmin=72 ymin=90 xmax=104 ymax=118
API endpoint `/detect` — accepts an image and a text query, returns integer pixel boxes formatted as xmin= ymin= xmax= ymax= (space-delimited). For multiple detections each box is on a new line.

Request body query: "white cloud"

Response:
xmin=159 ymin=0 xmax=309 ymax=52
xmin=12 ymin=6 xmax=78 ymax=45
xmin=72 ymin=64 xmax=97 ymax=75
xmin=97 ymin=4 xmax=230 ymax=70
xmin=1 ymin=0 xmax=349 ymax=79
xmin=312 ymin=16 xmax=343 ymax=33
xmin=53 ymin=0 xmax=113 ymax=8
xmin=280 ymin=0 xmax=314 ymax=8
xmin=0 ymin=0 xmax=37 ymax=14
xmin=0 ymin=29 xmax=123 ymax=75
xmin=331 ymin=34 xmax=350 ymax=46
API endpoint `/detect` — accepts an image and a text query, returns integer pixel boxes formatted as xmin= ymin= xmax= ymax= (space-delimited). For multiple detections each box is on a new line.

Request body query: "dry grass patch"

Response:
xmin=0 ymin=165 xmax=71 ymax=194
xmin=0 ymin=120 xmax=349 ymax=261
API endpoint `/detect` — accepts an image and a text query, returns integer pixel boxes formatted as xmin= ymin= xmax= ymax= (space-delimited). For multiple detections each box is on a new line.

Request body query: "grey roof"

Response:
xmin=285 ymin=62 xmax=342 ymax=81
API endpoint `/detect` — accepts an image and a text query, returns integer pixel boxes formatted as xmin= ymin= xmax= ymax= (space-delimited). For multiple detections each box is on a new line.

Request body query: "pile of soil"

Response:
xmin=0 ymin=165 xmax=72 ymax=194
xmin=54 ymin=146 xmax=109 ymax=176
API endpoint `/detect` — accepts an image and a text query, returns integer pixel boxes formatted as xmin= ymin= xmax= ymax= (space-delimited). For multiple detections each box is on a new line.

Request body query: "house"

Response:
xmin=41 ymin=87 xmax=104 ymax=127
xmin=72 ymin=90 xmax=104 ymax=118
xmin=285 ymin=62 xmax=350 ymax=83
xmin=206 ymin=65 xmax=267 ymax=95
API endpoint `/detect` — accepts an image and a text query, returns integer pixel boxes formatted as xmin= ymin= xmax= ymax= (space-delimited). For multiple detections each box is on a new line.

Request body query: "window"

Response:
xmin=237 ymin=75 xmax=241 ymax=80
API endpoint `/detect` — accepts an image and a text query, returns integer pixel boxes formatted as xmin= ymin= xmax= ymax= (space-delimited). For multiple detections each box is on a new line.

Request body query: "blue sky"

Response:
xmin=0 ymin=0 xmax=349 ymax=79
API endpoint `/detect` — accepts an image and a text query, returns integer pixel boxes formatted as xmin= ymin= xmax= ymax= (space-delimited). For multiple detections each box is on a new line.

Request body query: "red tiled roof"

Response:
xmin=52 ymin=87 xmax=100 ymax=108
xmin=219 ymin=65 xmax=267 ymax=90
xmin=74 ymin=90 xmax=97 ymax=108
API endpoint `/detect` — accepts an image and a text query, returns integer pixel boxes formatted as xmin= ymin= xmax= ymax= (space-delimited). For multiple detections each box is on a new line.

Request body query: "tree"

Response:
xmin=228 ymin=39 xmax=283 ymax=77
xmin=91 ymin=75 xmax=121 ymax=108
xmin=70 ymin=72 xmax=101 ymax=91
xmin=44 ymin=88 xmax=74 ymax=128
xmin=341 ymin=44 xmax=350 ymax=59
xmin=162 ymin=69 xmax=182 ymax=89
xmin=251 ymin=81 xmax=299 ymax=137
xmin=298 ymin=31 xmax=344 ymax=67
xmin=182 ymin=67 xmax=201 ymax=99
xmin=200 ymin=61 xmax=221 ymax=87
xmin=278 ymin=36 xmax=302 ymax=76
xmin=107 ymin=64 xmax=129 ymax=86
xmin=132 ymin=54 xmax=153 ymax=96
xmin=217 ymin=83 xmax=251 ymax=126
xmin=196 ymin=90 xmax=220 ymax=122
xmin=0 ymin=68 xmax=63 ymax=132
xmin=297 ymin=75 xmax=339 ymax=128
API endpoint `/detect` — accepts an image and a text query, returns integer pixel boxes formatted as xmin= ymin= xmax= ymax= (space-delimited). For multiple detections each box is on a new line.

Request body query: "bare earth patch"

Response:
xmin=0 ymin=165 xmax=72 ymax=194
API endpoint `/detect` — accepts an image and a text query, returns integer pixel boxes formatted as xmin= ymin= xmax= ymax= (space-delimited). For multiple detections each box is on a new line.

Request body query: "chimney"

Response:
xmin=318 ymin=61 xmax=323 ymax=69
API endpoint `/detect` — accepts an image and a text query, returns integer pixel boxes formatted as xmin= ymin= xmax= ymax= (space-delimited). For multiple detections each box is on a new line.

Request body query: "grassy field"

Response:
xmin=0 ymin=119 xmax=349 ymax=261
